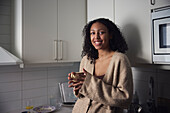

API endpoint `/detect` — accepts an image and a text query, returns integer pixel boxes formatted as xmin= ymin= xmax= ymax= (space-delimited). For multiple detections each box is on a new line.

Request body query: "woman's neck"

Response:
xmin=98 ymin=49 xmax=114 ymax=60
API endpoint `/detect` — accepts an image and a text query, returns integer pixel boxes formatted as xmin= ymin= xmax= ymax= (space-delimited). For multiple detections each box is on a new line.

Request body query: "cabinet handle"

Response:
xmin=150 ymin=0 xmax=155 ymax=5
xmin=54 ymin=40 xmax=58 ymax=60
xmin=58 ymin=40 xmax=63 ymax=60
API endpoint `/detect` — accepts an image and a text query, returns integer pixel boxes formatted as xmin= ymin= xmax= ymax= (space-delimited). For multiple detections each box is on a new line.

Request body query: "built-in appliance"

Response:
xmin=152 ymin=6 xmax=170 ymax=64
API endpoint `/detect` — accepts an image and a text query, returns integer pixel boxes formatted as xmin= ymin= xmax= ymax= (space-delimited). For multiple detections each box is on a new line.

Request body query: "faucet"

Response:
xmin=147 ymin=76 xmax=157 ymax=113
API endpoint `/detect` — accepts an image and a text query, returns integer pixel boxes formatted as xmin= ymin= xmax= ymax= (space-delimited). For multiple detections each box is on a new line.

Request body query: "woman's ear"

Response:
xmin=109 ymin=35 xmax=112 ymax=39
xmin=109 ymin=32 xmax=113 ymax=39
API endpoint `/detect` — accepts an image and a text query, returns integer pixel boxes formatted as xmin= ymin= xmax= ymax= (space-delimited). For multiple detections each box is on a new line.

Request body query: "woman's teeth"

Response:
xmin=95 ymin=41 xmax=102 ymax=46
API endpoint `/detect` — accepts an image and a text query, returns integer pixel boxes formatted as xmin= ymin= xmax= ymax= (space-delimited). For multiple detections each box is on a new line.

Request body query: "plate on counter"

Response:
xmin=33 ymin=105 xmax=56 ymax=113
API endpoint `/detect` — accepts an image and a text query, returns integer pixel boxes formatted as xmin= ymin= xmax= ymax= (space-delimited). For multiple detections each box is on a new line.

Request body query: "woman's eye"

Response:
xmin=90 ymin=32 xmax=95 ymax=35
xmin=99 ymin=31 xmax=105 ymax=35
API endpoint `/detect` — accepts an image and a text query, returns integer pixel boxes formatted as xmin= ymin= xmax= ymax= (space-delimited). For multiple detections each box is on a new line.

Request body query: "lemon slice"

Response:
xmin=26 ymin=106 xmax=33 ymax=110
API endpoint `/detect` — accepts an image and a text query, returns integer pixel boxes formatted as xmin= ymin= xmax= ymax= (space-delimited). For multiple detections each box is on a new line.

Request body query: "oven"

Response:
xmin=152 ymin=6 xmax=170 ymax=64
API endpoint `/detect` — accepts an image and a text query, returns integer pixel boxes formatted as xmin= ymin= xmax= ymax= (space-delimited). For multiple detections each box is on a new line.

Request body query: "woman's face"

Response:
xmin=90 ymin=22 xmax=111 ymax=50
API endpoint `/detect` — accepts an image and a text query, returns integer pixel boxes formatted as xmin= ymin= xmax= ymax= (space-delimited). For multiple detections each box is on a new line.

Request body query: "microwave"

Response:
xmin=152 ymin=6 xmax=170 ymax=64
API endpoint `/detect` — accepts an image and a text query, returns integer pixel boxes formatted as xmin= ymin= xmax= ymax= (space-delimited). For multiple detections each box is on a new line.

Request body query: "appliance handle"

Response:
xmin=151 ymin=0 xmax=155 ymax=5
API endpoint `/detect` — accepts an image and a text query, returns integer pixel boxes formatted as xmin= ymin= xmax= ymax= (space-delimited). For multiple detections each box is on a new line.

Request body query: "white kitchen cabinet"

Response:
xmin=150 ymin=0 xmax=170 ymax=9
xmin=115 ymin=0 xmax=152 ymax=65
xmin=57 ymin=0 xmax=85 ymax=63
xmin=87 ymin=0 xmax=115 ymax=22
xmin=13 ymin=0 xmax=86 ymax=64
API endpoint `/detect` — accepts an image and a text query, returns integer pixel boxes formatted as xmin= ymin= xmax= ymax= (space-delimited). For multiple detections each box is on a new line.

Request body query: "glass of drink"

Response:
xmin=25 ymin=99 xmax=34 ymax=113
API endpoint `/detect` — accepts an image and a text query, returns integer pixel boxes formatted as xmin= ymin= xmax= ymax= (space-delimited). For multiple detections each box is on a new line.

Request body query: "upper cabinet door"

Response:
xmin=87 ymin=0 xmax=115 ymax=22
xmin=115 ymin=0 xmax=152 ymax=65
xmin=14 ymin=0 xmax=86 ymax=64
xmin=57 ymin=0 xmax=86 ymax=62
xmin=22 ymin=0 xmax=58 ymax=63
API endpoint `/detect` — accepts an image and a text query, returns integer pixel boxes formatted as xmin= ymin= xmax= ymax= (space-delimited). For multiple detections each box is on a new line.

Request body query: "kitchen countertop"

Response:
xmin=20 ymin=105 xmax=73 ymax=113
xmin=53 ymin=106 xmax=73 ymax=113
xmin=20 ymin=104 xmax=73 ymax=113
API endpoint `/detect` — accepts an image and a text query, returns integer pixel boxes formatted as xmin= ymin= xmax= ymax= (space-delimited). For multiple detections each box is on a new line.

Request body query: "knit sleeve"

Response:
xmin=73 ymin=56 xmax=87 ymax=97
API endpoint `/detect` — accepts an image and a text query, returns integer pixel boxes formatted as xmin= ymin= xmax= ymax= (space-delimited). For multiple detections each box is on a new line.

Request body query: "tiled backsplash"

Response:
xmin=0 ymin=63 xmax=170 ymax=113
xmin=132 ymin=67 xmax=170 ymax=113
xmin=0 ymin=63 xmax=79 ymax=113
xmin=0 ymin=0 xmax=11 ymax=51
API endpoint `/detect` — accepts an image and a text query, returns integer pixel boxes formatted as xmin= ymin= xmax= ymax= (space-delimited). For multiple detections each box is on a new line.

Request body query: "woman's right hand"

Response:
xmin=68 ymin=71 xmax=86 ymax=94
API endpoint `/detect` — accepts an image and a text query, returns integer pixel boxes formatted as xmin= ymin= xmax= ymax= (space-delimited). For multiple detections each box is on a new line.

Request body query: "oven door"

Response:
xmin=153 ymin=17 xmax=170 ymax=54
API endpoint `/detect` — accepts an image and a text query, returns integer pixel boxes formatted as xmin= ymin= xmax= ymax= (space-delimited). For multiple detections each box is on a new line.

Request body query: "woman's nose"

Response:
xmin=95 ymin=33 xmax=100 ymax=39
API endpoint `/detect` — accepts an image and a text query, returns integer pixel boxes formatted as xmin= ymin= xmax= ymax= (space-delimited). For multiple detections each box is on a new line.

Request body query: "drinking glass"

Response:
xmin=25 ymin=99 xmax=34 ymax=113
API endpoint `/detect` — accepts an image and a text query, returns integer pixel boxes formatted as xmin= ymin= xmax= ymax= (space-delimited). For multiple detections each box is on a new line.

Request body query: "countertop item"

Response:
xmin=33 ymin=105 xmax=56 ymax=113
xmin=59 ymin=82 xmax=77 ymax=104
xmin=19 ymin=105 xmax=73 ymax=113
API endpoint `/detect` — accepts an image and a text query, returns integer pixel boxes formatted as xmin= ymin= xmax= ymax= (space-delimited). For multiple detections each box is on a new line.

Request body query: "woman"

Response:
xmin=68 ymin=18 xmax=133 ymax=113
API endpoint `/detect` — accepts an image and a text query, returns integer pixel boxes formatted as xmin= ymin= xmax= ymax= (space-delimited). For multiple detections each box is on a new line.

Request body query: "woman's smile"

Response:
xmin=94 ymin=40 xmax=102 ymax=46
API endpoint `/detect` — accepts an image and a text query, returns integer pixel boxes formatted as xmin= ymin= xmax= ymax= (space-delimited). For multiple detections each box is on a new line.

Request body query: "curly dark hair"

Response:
xmin=81 ymin=18 xmax=128 ymax=62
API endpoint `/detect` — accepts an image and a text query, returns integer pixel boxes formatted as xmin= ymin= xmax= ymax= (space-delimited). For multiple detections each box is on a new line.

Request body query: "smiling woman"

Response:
xmin=90 ymin=22 xmax=111 ymax=51
xmin=82 ymin=18 xmax=128 ymax=62
xmin=68 ymin=18 xmax=133 ymax=113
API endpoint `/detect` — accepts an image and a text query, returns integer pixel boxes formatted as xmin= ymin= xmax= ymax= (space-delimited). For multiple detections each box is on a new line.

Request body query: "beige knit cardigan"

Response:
xmin=72 ymin=52 xmax=133 ymax=113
